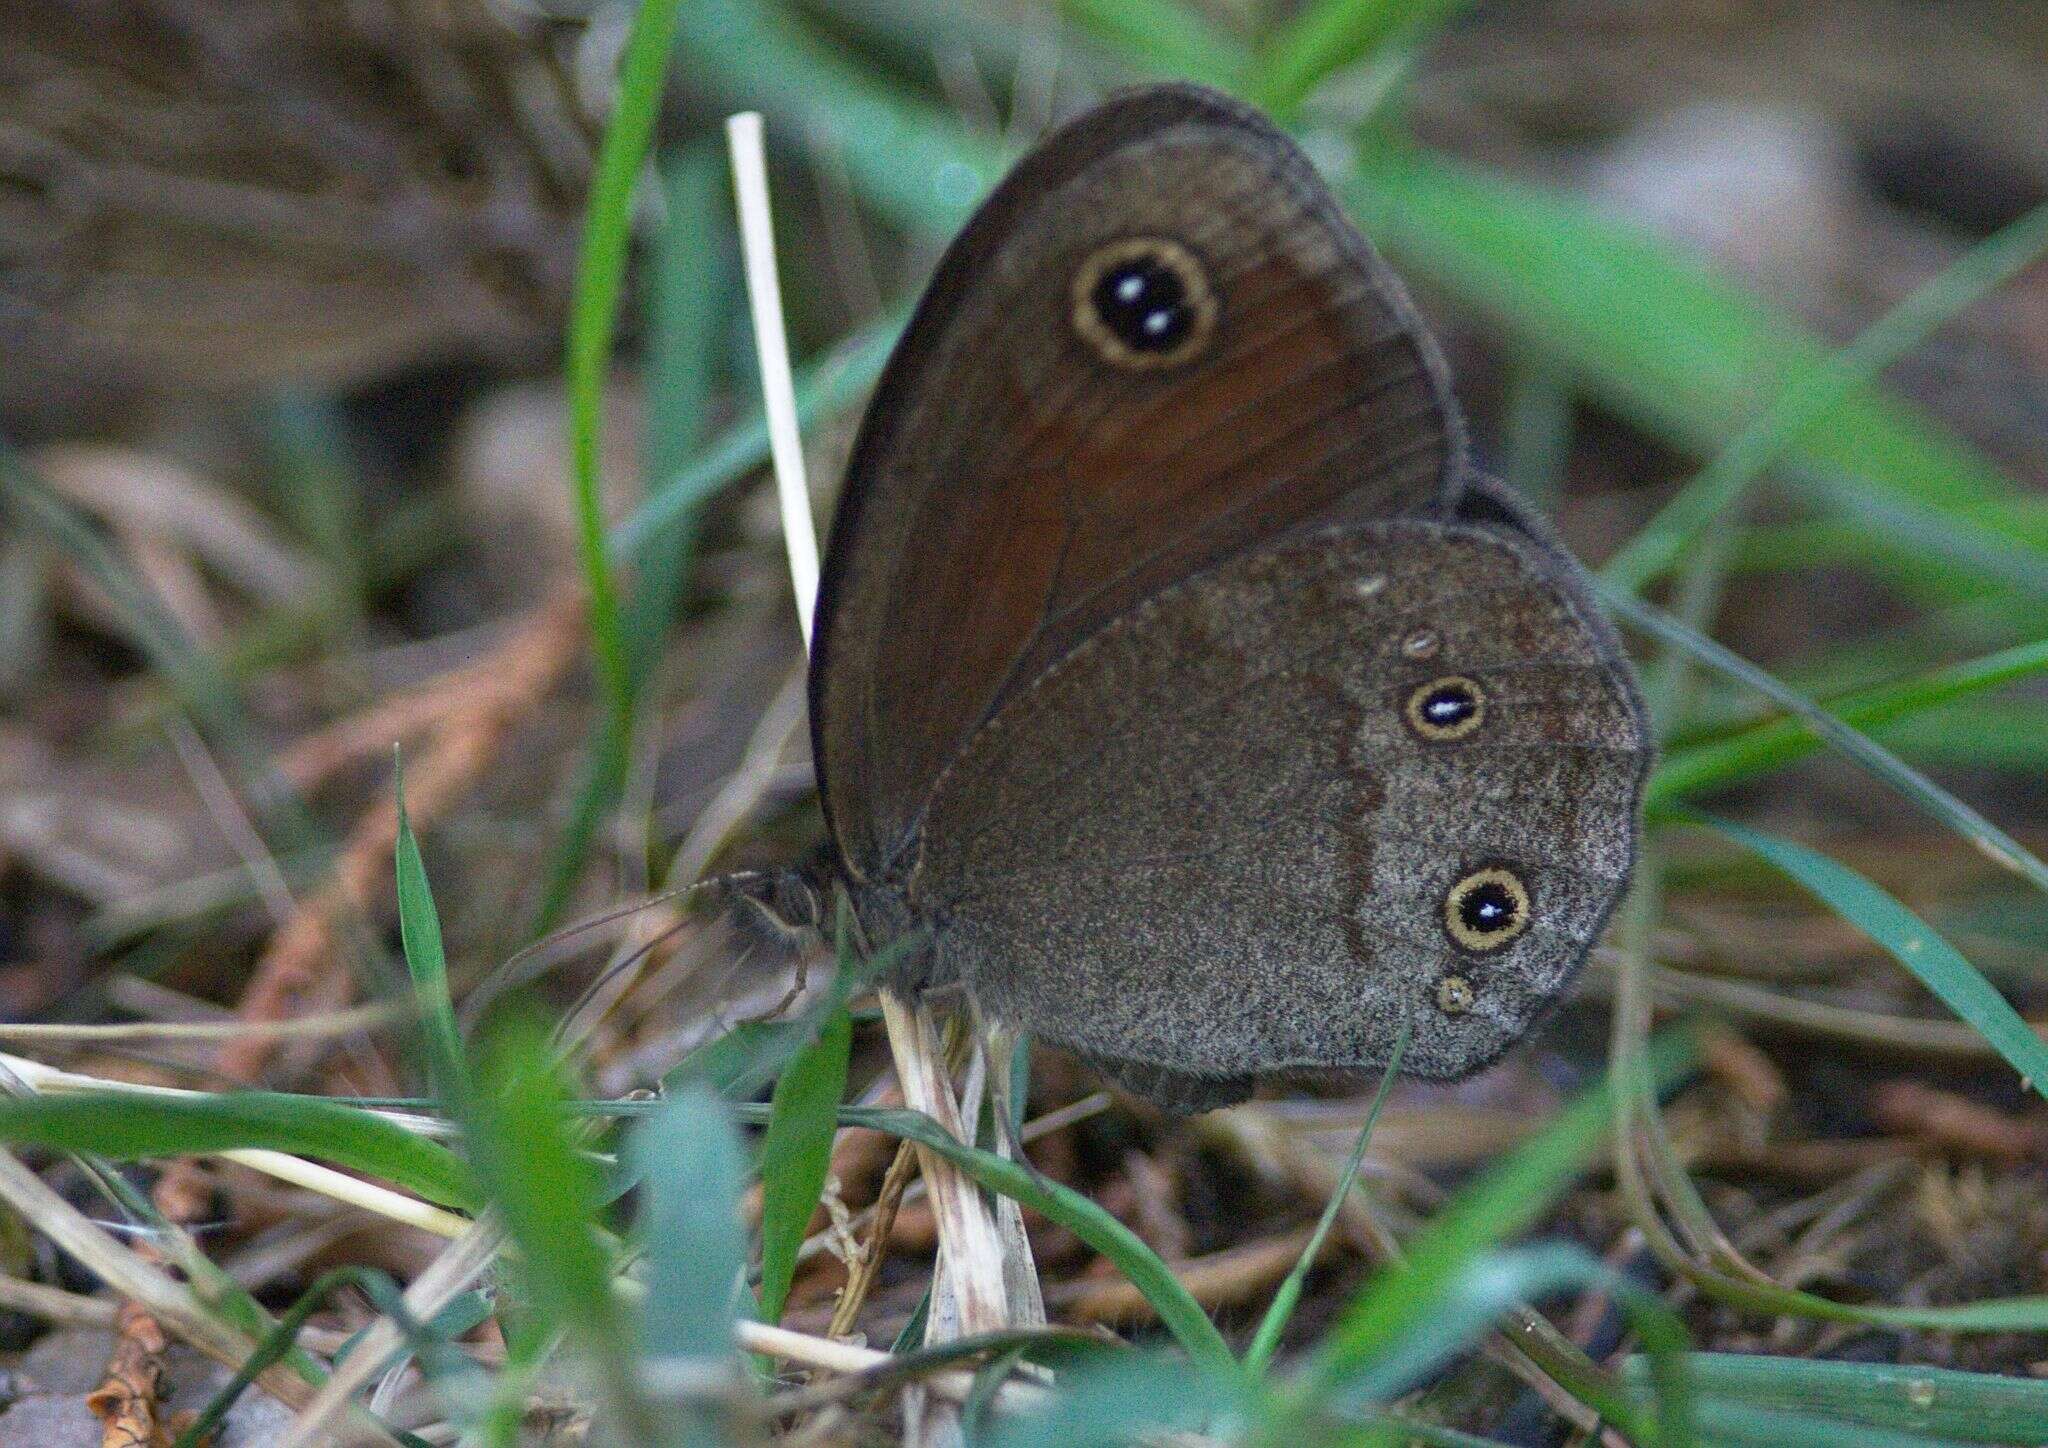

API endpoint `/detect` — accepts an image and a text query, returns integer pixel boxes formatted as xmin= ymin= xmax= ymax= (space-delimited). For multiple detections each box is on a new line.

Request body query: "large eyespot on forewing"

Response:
xmin=1070 ymin=236 xmax=1219 ymax=369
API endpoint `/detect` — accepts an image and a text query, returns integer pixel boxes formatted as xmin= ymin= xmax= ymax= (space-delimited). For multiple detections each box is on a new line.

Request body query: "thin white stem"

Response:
xmin=738 ymin=1319 xmax=1048 ymax=1411
xmin=216 ymin=1150 xmax=470 ymax=1239
xmin=725 ymin=109 xmax=1033 ymax=1440
xmin=727 ymin=111 xmax=822 ymax=645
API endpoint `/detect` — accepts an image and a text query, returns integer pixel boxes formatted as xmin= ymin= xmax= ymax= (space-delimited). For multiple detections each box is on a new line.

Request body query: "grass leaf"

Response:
xmin=979 ymin=1346 xmax=1242 ymax=1448
xmin=1649 ymin=638 xmax=2048 ymax=804
xmin=1620 ymin=1352 xmax=2048 ymax=1445
xmin=1601 ymin=198 xmax=2048 ymax=595
xmin=632 ymin=1084 xmax=749 ymax=1362
xmin=842 ymin=1105 xmax=1235 ymax=1376
xmin=1057 ymin=0 xmax=1247 ymax=86
xmin=1309 ymin=1026 xmax=1694 ymax=1388
xmin=565 ymin=0 xmax=688 ymax=729
xmin=611 ymin=312 xmax=902 ymax=561
xmin=756 ymin=1006 xmax=853 ymax=1324
xmin=1307 ymin=1242 xmax=1692 ymax=1444
xmin=0 ymin=1092 xmax=478 ymax=1211
xmin=1246 ymin=0 xmax=1476 ymax=118
xmin=394 ymin=752 xmax=467 ymax=1109
xmin=1244 ymin=1019 xmax=1409 ymax=1376
xmin=1694 ymin=816 xmax=2048 ymax=1100
xmin=1342 ymin=146 xmax=2040 ymax=535
xmin=467 ymin=1011 xmax=664 ymax=1438
xmin=1617 ymin=594 xmax=2048 ymax=901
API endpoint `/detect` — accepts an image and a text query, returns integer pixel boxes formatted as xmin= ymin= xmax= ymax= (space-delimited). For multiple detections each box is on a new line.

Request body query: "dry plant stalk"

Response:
xmin=88 ymin=1300 xmax=176 ymax=1448
xmin=827 ymin=1137 xmax=921 ymax=1338
xmin=877 ymin=995 xmax=1012 ymax=1335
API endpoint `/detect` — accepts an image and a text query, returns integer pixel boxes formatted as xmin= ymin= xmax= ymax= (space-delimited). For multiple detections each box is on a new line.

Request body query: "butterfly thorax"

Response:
xmin=716 ymin=849 xmax=937 ymax=993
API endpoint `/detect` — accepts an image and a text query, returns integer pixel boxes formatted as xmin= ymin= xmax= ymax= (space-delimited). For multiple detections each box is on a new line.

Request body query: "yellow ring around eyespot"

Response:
xmin=1069 ymin=236 xmax=1218 ymax=370
xmin=1435 ymin=974 xmax=1476 ymax=1015
xmin=1443 ymin=866 xmax=1531 ymax=953
xmin=1404 ymin=674 xmax=1487 ymax=742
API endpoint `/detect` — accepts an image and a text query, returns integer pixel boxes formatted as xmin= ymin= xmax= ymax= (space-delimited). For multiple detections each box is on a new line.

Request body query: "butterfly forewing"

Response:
xmin=811 ymin=85 xmax=1466 ymax=877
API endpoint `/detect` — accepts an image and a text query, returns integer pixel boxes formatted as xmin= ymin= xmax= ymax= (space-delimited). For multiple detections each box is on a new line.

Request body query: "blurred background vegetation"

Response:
xmin=1 ymin=1 xmax=2047 ymax=1444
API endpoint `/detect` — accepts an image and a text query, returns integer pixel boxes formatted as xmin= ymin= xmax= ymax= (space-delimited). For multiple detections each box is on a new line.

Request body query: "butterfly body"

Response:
xmin=765 ymin=84 xmax=1650 ymax=1110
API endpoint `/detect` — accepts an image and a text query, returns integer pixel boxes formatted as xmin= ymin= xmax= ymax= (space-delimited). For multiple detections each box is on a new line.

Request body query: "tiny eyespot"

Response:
xmin=1443 ymin=867 xmax=1531 ymax=953
xmin=1354 ymin=574 xmax=1387 ymax=599
xmin=1404 ymin=675 xmax=1486 ymax=741
xmin=1435 ymin=974 xmax=1475 ymax=1015
xmin=1401 ymin=629 xmax=1440 ymax=661
xmin=1071 ymin=237 xmax=1217 ymax=369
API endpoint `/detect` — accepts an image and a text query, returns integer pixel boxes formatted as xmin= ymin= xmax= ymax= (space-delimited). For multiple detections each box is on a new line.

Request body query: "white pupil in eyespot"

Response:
xmin=1143 ymin=311 xmax=1172 ymax=334
xmin=1115 ymin=274 xmax=1145 ymax=304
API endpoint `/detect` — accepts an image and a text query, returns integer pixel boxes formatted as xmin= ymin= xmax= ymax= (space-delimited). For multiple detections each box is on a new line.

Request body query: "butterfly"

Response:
xmin=733 ymin=83 xmax=1650 ymax=1111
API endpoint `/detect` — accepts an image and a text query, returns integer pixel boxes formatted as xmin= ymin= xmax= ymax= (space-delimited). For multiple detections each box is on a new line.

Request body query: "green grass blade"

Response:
xmin=756 ymin=1006 xmax=852 ymax=1324
xmin=610 ymin=311 xmax=902 ymax=561
xmin=528 ymin=0 xmax=696 ymax=942
xmin=172 ymin=1266 xmax=433 ymax=1448
xmin=1727 ymin=506 xmax=2048 ymax=602
xmin=565 ymin=0 xmax=687 ymax=727
xmin=631 ymin=1084 xmax=748 ymax=1363
xmin=842 ymin=1105 xmax=1235 ymax=1375
xmin=1246 ymin=0 xmax=1476 ymax=118
xmin=1341 ymin=146 xmax=2039 ymax=531
xmin=394 ymin=753 xmax=467 ymax=1109
xmin=0 ymin=1092 xmax=478 ymax=1210
xmin=467 ymin=1011 xmax=658 ymax=1438
xmin=1872 ymin=700 xmax=2048 ymax=774
xmin=1617 ymin=594 xmax=2048 ymax=900
xmin=1309 ymin=1027 xmax=1695 ymax=1387
xmin=1057 ymin=0 xmax=1246 ymax=86
xmin=631 ymin=143 xmax=730 ymax=687
xmin=1620 ymin=1353 xmax=2048 ymax=1445
xmin=1695 ymin=815 xmax=2048 ymax=1099
xmin=532 ymin=143 xmax=735 ymax=938
xmin=261 ymin=392 xmax=365 ymax=618
xmin=672 ymin=0 xmax=1006 ymax=237
xmin=978 ymin=1348 xmax=1241 ymax=1448
xmin=1649 ymin=637 xmax=2048 ymax=803
xmin=1305 ymin=1242 xmax=1692 ymax=1446
xmin=1244 ymin=1020 xmax=1410 ymax=1376
xmin=1686 ymin=1403 xmax=1978 ymax=1448
xmin=1601 ymin=199 xmax=2048 ymax=594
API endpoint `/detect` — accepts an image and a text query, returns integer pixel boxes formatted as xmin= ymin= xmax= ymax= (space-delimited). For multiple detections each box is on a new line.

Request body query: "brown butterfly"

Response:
xmin=736 ymin=83 xmax=1650 ymax=1111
